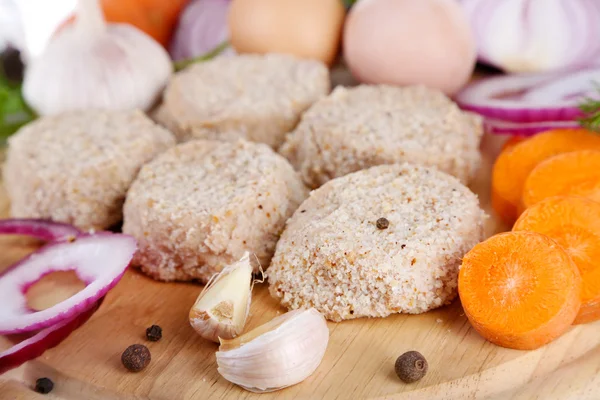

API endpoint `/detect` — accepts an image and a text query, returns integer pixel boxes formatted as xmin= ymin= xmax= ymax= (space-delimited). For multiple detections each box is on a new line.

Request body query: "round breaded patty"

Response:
xmin=155 ymin=53 xmax=330 ymax=148
xmin=3 ymin=110 xmax=175 ymax=231
xmin=122 ymin=139 xmax=308 ymax=282
xmin=279 ymin=85 xmax=484 ymax=189
xmin=268 ymin=163 xmax=486 ymax=322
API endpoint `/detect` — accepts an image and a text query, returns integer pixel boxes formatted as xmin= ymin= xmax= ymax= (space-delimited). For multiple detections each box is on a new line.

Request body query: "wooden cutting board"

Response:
xmin=1 ymin=133 xmax=600 ymax=400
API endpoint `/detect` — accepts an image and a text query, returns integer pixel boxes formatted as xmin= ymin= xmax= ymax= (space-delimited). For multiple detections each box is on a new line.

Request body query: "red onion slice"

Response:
xmin=0 ymin=299 xmax=102 ymax=374
xmin=484 ymin=119 xmax=581 ymax=136
xmin=0 ymin=219 xmax=81 ymax=242
xmin=456 ymin=67 xmax=600 ymax=123
xmin=0 ymin=233 xmax=136 ymax=334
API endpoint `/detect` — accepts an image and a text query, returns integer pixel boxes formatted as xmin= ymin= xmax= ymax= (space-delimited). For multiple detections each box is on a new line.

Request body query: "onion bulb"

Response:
xmin=169 ymin=0 xmax=234 ymax=61
xmin=343 ymin=0 xmax=476 ymax=96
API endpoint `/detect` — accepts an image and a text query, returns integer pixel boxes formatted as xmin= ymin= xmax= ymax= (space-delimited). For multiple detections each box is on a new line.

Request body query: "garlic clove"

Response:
xmin=216 ymin=308 xmax=329 ymax=393
xmin=189 ymin=252 xmax=253 ymax=343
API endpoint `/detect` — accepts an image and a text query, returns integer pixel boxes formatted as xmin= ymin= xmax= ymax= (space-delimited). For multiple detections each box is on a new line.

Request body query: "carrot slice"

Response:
xmin=501 ymin=136 xmax=526 ymax=152
xmin=513 ymin=196 xmax=600 ymax=324
xmin=522 ymin=150 xmax=600 ymax=210
xmin=491 ymin=129 xmax=600 ymax=225
xmin=459 ymin=231 xmax=581 ymax=350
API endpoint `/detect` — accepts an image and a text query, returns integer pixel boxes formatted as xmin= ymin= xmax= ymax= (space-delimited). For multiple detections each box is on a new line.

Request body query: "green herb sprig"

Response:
xmin=578 ymin=83 xmax=600 ymax=132
xmin=0 ymin=74 xmax=36 ymax=143
xmin=173 ymin=41 xmax=230 ymax=72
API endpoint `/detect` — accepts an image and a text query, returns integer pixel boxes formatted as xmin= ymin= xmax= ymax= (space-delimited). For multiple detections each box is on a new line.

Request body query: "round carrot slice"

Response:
xmin=522 ymin=150 xmax=600 ymax=210
xmin=492 ymin=129 xmax=600 ymax=225
xmin=501 ymin=136 xmax=526 ymax=152
xmin=514 ymin=196 xmax=600 ymax=324
xmin=459 ymin=231 xmax=581 ymax=350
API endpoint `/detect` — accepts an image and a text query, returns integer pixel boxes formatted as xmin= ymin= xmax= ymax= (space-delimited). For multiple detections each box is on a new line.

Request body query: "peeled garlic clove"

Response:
xmin=189 ymin=252 xmax=253 ymax=343
xmin=216 ymin=308 xmax=329 ymax=393
xmin=23 ymin=0 xmax=172 ymax=116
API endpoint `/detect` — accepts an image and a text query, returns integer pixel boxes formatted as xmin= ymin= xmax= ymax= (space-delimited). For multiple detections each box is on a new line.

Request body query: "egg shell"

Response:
xmin=343 ymin=0 xmax=477 ymax=95
xmin=228 ymin=0 xmax=345 ymax=66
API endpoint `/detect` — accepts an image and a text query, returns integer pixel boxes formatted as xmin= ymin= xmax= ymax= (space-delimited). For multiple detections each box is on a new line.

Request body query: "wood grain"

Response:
xmin=1 ymin=134 xmax=600 ymax=400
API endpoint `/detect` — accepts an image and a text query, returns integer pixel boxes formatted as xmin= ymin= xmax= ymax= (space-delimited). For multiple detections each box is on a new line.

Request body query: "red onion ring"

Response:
xmin=0 ymin=219 xmax=81 ymax=242
xmin=456 ymin=67 xmax=600 ymax=123
xmin=0 ymin=298 xmax=102 ymax=374
xmin=0 ymin=232 xmax=136 ymax=334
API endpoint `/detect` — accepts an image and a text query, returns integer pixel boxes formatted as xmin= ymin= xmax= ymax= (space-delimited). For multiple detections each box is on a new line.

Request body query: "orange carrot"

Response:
xmin=522 ymin=150 xmax=600 ymax=210
xmin=501 ymin=136 xmax=526 ymax=152
xmin=60 ymin=0 xmax=189 ymax=46
xmin=491 ymin=129 xmax=600 ymax=226
xmin=459 ymin=231 xmax=581 ymax=350
xmin=514 ymin=196 xmax=600 ymax=324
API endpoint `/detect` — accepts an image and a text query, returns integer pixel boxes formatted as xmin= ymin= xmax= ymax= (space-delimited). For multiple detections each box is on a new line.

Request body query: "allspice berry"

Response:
xmin=395 ymin=351 xmax=428 ymax=383
xmin=34 ymin=377 xmax=54 ymax=394
xmin=121 ymin=344 xmax=151 ymax=372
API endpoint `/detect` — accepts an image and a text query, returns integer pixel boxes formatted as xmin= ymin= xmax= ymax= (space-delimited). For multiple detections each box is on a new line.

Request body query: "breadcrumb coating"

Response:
xmin=123 ymin=139 xmax=308 ymax=282
xmin=3 ymin=110 xmax=175 ymax=230
xmin=279 ymin=85 xmax=483 ymax=189
xmin=268 ymin=163 xmax=486 ymax=321
xmin=155 ymin=53 xmax=330 ymax=148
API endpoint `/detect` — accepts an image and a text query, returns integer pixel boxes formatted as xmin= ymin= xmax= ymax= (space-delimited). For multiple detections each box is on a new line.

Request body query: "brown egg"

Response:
xmin=343 ymin=0 xmax=477 ymax=95
xmin=228 ymin=0 xmax=345 ymax=66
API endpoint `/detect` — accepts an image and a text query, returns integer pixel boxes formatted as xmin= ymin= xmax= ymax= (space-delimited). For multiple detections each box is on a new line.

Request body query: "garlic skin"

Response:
xmin=216 ymin=308 xmax=329 ymax=393
xmin=23 ymin=0 xmax=172 ymax=116
xmin=189 ymin=252 xmax=253 ymax=343
xmin=461 ymin=0 xmax=600 ymax=73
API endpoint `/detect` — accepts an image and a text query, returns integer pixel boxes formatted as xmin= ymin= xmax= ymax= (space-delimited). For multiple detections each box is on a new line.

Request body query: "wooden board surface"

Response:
xmin=1 ymin=134 xmax=600 ymax=400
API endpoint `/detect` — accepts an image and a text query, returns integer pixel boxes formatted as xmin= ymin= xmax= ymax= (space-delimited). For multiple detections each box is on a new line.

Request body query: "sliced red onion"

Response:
xmin=460 ymin=0 xmax=600 ymax=73
xmin=456 ymin=67 xmax=600 ymax=123
xmin=0 ymin=233 xmax=136 ymax=334
xmin=0 ymin=218 xmax=81 ymax=242
xmin=169 ymin=0 xmax=233 ymax=61
xmin=0 ymin=298 xmax=102 ymax=374
xmin=484 ymin=119 xmax=580 ymax=136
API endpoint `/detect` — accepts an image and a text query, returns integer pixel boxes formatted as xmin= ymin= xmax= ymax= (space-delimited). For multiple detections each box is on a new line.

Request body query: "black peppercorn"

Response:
xmin=34 ymin=377 xmax=54 ymax=394
xmin=146 ymin=325 xmax=162 ymax=342
xmin=395 ymin=351 xmax=428 ymax=383
xmin=376 ymin=217 xmax=389 ymax=230
xmin=121 ymin=344 xmax=151 ymax=372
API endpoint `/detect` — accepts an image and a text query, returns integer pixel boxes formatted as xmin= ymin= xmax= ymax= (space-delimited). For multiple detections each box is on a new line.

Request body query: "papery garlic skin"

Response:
xmin=23 ymin=0 xmax=172 ymax=116
xmin=461 ymin=0 xmax=600 ymax=73
xmin=189 ymin=252 xmax=253 ymax=343
xmin=216 ymin=308 xmax=329 ymax=393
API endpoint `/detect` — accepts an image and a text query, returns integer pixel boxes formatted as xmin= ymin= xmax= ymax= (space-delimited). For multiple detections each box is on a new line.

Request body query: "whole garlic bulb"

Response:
xmin=216 ymin=308 xmax=329 ymax=393
xmin=23 ymin=0 xmax=172 ymax=116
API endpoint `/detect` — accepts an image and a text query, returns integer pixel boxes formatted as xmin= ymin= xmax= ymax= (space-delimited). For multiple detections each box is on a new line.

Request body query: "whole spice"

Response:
xmin=376 ymin=217 xmax=389 ymax=230
xmin=395 ymin=351 xmax=428 ymax=383
xmin=34 ymin=377 xmax=54 ymax=394
xmin=146 ymin=325 xmax=162 ymax=342
xmin=22 ymin=0 xmax=172 ymax=116
xmin=121 ymin=344 xmax=151 ymax=372
xmin=216 ymin=308 xmax=329 ymax=393
xmin=189 ymin=252 xmax=254 ymax=343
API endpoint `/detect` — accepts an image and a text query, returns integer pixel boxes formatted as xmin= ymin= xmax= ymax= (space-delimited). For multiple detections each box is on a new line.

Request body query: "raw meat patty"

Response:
xmin=279 ymin=84 xmax=483 ymax=189
xmin=155 ymin=53 xmax=330 ymax=148
xmin=268 ymin=163 xmax=486 ymax=321
xmin=123 ymin=139 xmax=308 ymax=282
xmin=3 ymin=110 xmax=175 ymax=230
